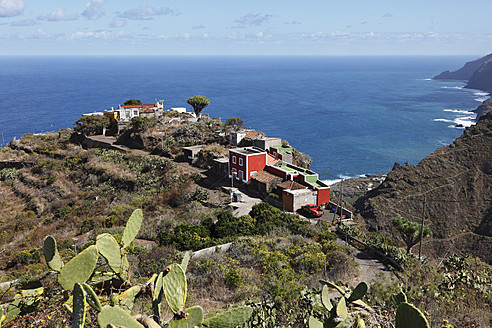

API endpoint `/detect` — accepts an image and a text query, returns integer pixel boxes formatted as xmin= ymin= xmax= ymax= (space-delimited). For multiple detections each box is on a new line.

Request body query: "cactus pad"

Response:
xmin=395 ymin=302 xmax=430 ymax=328
xmin=321 ymin=285 xmax=333 ymax=311
xmin=336 ymin=298 xmax=348 ymax=320
xmin=122 ymin=209 xmax=143 ymax=249
xmin=168 ymin=306 xmax=204 ymax=328
xmin=180 ymin=251 xmax=192 ymax=273
xmin=203 ymin=306 xmax=253 ymax=328
xmin=97 ymin=305 xmax=145 ymax=328
xmin=72 ymin=283 xmax=87 ymax=328
xmin=81 ymin=283 xmax=102 ymax=312
xmin=58 ymin=245 xmax=99 ymax=290
xmin=390 ymin=290 xmax=408 ymax=308
xmin=43 ymin=235 xmax=64 ymax=271
xmin=348 ymin=282 xmax=368 ymax=302
xmin=308 ymin=316 xmax=323 ymax=328
xmin=320 ymin=280 xmax=346 ymax=296
xmin=152 ymin=271 xmax=164 ymax=324
xmin=162 ymin=264 xmax=187 ymax=313
xmin=118 ymin=286 xmax=141 ymax=311
xmin=97 ymin=233 xmax=124 ymax=275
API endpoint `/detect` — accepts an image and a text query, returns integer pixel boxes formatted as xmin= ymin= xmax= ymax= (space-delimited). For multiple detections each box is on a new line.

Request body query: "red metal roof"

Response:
xmin=120 ymin=104 xmax=155 ymax=108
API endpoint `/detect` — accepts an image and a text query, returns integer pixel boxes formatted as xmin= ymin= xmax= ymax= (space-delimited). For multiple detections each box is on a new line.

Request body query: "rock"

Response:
xmin=433 ymin=53 xmax=492 ymax=80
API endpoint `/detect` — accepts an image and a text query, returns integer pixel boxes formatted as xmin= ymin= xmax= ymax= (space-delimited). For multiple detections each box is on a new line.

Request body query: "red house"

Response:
xmin=229 ymin=147 xmax=268 ymax=182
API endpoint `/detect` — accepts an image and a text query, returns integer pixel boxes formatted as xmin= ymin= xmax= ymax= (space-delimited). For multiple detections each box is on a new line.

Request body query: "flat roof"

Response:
xmin=230 ymin=147 xmax=266 ymax=155
xmin=272 ymin=145 xmax=293 ymax=154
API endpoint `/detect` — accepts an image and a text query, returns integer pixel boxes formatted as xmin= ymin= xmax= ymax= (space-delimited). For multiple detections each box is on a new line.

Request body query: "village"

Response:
xmin=81 ymin=98 xmax=354 ymax=223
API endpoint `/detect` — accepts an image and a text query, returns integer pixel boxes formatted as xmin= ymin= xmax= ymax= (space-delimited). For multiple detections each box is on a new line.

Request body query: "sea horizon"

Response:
xmin=0 ymin=55 xmax=487 ymax=180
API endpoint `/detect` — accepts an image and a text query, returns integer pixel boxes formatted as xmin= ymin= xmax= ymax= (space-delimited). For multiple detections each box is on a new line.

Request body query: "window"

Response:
xmin=232 ymin=168 xmax=237 ymax=176
xmin=232 ymin=155 xmax=236 ymax=164
xmin=239 ymin=158 xmax=243 ymax=166
xmin=238 ymin=170 xmax=243 ymax=180
xmin=133 ymin=110 xmax=138 ymax=116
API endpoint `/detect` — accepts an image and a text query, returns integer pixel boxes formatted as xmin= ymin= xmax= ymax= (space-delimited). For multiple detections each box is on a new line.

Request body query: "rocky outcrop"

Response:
xmin=474 ymin=97 xmax=492 ymax=120
xmin=434 ymin=53 xmax=492 ymax=80
xmin=466 ymin=59 xmax=492 ymax=93
xmin=355 ymin=112 xmax=492 ymax=263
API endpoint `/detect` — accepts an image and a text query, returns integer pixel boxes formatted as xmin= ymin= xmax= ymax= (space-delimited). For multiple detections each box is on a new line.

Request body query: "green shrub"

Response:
xmin=0 ymin=168 xmax=20 ymax=181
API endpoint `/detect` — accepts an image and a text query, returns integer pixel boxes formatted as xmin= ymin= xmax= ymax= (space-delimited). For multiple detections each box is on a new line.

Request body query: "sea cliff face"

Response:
xmin=474 ymin=97 xmax=492 ymax=120
xmin=466 ymin=59 xmax=492 ymax=93
xmin=355 ymin=112 xmax=492 ymax=263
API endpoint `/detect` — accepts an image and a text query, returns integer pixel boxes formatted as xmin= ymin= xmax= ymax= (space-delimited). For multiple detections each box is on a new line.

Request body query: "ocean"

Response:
xmin=0 ymin=56 xmax=487 ymax=181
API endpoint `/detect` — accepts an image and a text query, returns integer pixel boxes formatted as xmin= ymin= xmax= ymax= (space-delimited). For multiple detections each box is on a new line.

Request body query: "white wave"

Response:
xmin=454 ymin=115 xmax=476 ymax=127
xmin=473 ymin=91 xmax=489 ymax=96
xmin=321 ymin=174 xmax=366 ymax=186
xmin=474 ymin=96 xmax=490 ymax=102
xmin=433 ymin=118 xmax=454 ymax=123
xmin=441 ymin=86 xmax=463 ymax=90
xmin=443 ymin=109 xmax=474 ymax=114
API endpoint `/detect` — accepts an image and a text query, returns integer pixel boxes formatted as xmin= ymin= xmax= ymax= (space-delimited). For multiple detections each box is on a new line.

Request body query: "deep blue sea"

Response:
xmin=0 ymin=56 xmax=488 ymax=181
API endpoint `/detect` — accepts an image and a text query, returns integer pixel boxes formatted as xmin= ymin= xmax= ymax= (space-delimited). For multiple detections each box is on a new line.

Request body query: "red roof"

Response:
xmin=277 ymin=180 xmax=306 ymax=190
xmin=120 ymin=104 xmax=155 ymax=108
xmin=243 ymin=131 xmax=264 ymax=140
xmin=267 ymin=153 xmax=279 ymax=165
xmin=251 ymin=170 xmax=281 ymax=184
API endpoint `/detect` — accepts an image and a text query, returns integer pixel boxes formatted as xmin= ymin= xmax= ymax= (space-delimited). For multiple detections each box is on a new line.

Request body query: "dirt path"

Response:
xmin=336 ymin=239 xmax=394 ymax=286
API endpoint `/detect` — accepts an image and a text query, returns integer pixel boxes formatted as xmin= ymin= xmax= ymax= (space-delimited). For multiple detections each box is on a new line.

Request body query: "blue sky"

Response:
xmin=1 ymin=0 xmax=491 ymax=55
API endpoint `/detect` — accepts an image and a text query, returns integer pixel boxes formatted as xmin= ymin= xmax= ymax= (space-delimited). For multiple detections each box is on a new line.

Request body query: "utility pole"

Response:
xmin=418 ymin=195 xmax=426 ymax=261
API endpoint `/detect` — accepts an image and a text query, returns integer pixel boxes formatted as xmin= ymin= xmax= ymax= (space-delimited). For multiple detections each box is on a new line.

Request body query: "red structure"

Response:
xmin=228 ymin=147 xmax=268 ymax=182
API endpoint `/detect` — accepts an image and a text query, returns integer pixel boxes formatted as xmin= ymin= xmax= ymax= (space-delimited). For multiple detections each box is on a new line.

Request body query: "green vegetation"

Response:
xmin=392 ymin=216 xmax=432 ymax=253
xmin=124 ymin=99 xmax=142 ymax=105
xmin=225 ymin=117 xmax=244 ymax=132
xmin=74 ymin=115 xmax=110 ymax=136
xmin=187 ymin=95 xmax=210 ymax=116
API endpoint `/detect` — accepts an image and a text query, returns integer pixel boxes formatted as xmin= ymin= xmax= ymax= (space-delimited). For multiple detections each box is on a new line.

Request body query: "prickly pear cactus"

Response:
xmin=180 ymin=251 xmax=192 ymax=273
xmin=395 ymin=302 xmax=430 ymax=328
xmin=308 ymin=316 xmax=323 ymax=328
xmin=118 ymin=286 xmax=141 ymax=311
xmin=162 ymin=264 xmax=187 ymax=313
xmin=390 ymin=290 xmax=408 ymax=308
xmin=72 ymin=283 xmax=87 ymax=328
xmin=152 ymin=271 xmax=164 ymax=324
xmin=168 ymin=306 xmax=204 ymax=328
xmin=43 ymin=235 xmax=64 ymax=271
xmin=81 ymin=283 xmax=102 ymax=312
xmin=97 ymin=305 xmax=145 ymax=328
xmin=321 ymin=285 xmax=333 ymax=311
xmin=347 ymin=282 xmax=368 ymax=302
xmin=58 ymin=245 xmax=99 ymax=290
xmin=122 ymin=209 xmax=143 ymax=249
xmin=203 ymin=306 xmax=253 ymax=328
xmin=97 ymin=233 xmax=125 ymax=275
xmin=320 ymin=280 xmax=346 ymax=296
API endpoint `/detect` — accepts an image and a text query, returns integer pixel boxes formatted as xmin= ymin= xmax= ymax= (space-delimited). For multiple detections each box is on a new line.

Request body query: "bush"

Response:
xmin=211 ymin=211 xmax=255 ymax=238
xmin=74 ymin=115 xmax=110 ymax=136
xmin=0 ymin=168 xmax=20 ymax=181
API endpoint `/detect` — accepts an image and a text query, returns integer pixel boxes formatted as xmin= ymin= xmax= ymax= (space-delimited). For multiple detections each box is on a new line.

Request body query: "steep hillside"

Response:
xmin=355 ymin=112 xmax=492 ymax=263
xmin=466 ymin=59 xmax=492 ymax=93
xmin=474 ymin=97 xmax=492 ymax=120
xmin=434 ymin=53 xmax=492 ymax=80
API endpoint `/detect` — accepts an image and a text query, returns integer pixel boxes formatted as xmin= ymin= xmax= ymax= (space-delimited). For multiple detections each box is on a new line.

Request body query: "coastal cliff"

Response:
xmin=466 ymin=58 xmax=492 ymax=93
xmin=434 ymin=53 xmax=492 ymax=94
xmin=474 ymin=97 xmax=492 ymax=120
xmin=355 ymin=112 xmax=492 ymax=263
xmin=434 ymin=53 xmax=492 ymax=80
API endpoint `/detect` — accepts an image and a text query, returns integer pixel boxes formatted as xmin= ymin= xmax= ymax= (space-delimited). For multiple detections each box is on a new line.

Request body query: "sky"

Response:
xmin=1 ymin=0 xmax=491 ymax=56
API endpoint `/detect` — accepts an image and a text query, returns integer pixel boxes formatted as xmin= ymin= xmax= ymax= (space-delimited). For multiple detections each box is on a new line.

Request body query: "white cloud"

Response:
xmin=235 ymin=13 xmax=272 ymax=27
xmin=11 ymin=18 xmax=37 ymax=26
xmin=38 ymin=8 xmax=78 ymax=22
xmin=0 ymin=0 xmax=25 ymax=17
xmin=110 ymin=19 xmax=126 ymax=28
xmin=284 ymin=20 xmax=300 ymax=25
xmin=192 ymin=24 xmax=205 ymax=29
xmin=117 ymin=5 xmax=176 ymax=20
xmin=82 ymin=0 xmax=106 ymax=20
xmin=256 ymin=31 xmax=263 ymax=38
